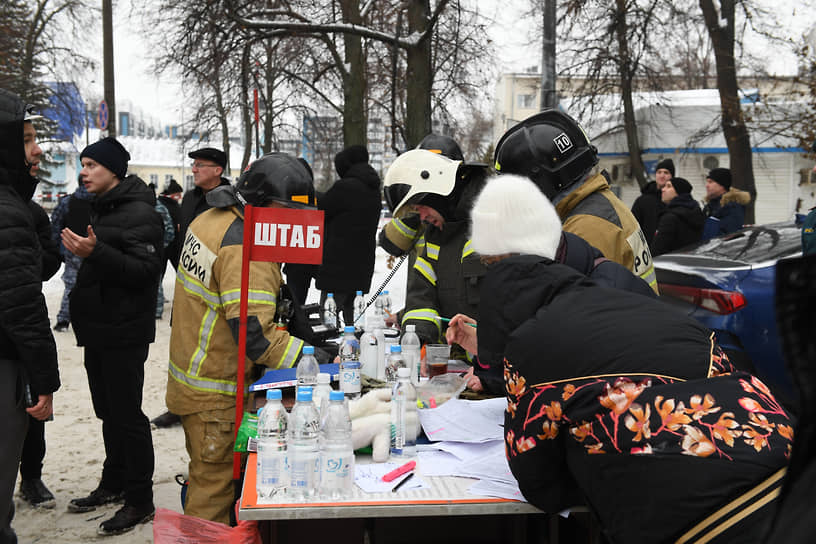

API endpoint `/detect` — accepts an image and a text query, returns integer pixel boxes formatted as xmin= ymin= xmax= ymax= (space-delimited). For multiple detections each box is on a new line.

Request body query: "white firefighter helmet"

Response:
xmin=383 ymin=149 xmax=463 ymax=217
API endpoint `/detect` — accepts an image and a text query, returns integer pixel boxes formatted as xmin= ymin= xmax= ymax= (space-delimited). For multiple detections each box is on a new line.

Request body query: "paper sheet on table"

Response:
xmin=436 ymin=439 xmax=505 ymax=462
xmin=453 ymin=446 xmax=516 ymax=485
xmin=468 ymin=479 xmax=527 ymax=502
xmin=354 ymin=462 xmax=427 ymax=493
xmin=416 ymin=450 xmax=463 ymax=476
xmin=419 ymin=397 xmax=506 ymax=443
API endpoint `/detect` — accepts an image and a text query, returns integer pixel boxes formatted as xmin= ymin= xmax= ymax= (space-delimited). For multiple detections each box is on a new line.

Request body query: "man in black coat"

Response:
xmin=158 ymin=178 xmax=183 ymax=270
xmin=316 ymin=145 xmax=382 ymax=325
xmin=0 ymin=89 xmax=60 ymax=544
xmin=652 ymin=177 xmax=705 ymax=256
xmin=178 ymin=147 xmax=231 ymax=259
xmin=631 ymin=158 xmax=673 ymax=249
xmin=60 ymin=137 xmax=162 ymax=535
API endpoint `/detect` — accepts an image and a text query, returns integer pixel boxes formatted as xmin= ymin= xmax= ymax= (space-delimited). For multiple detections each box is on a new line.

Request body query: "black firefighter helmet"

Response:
xmin=235 ymin=152 xmax=316 ymax=208
xmin=493 ymin=109 xmax=598 ymax=200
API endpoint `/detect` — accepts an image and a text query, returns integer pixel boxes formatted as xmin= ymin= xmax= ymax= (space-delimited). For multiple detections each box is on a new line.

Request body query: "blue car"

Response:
xmin=654 ymin=222 xmax=802 ymax=407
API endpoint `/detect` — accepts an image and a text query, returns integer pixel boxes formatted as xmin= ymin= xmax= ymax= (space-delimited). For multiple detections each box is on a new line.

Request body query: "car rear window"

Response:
xmin=678 ymin=223 xmax=802 ymax=263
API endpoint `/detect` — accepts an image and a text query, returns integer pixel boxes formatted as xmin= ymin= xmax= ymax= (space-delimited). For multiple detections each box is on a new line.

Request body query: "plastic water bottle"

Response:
xmin=353 ymin=290 xmax=366 ymax=326
xmin=339 ymin=326 xmax=360 ymax=362
xmin=296 ymin=345 xmax=319 ymax=388
xmin=401 ymin=324 xmax=421 ymax=385
xmin=382 ymin=290 xmax=392 ymax=316
xmin=380 ymin=328 xmax=400 ymax=381
xmin=323 ymin=293 xmax=338 ymax=328
xmin=288 ymin=387 xmax=320 ymax=500
xmin=313 ymin=372 xmax=333 ymax=418
xmin=390 ymin=367 xmax=417 ymax=458
xmin=385 ymin=344 xmax=406 ymax=384
xmin=256 ymin=389 xmax=288 ymax=500
xmin=359 ymin=326 xmax=379 ymax=379
xmin=319 ymin=390 xmax=355 ymax=499
xmin=374 ymin=292 xmax=386 ymax=319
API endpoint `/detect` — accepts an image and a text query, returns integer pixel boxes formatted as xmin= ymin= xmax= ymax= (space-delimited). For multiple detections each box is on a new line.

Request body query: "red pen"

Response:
xmin=382 ymin=460 xmax=417 ymax=482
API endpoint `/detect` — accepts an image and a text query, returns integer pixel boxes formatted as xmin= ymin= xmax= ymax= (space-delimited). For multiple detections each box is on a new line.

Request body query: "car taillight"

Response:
xmin=659 ymin=284 xmax=747 ymax=315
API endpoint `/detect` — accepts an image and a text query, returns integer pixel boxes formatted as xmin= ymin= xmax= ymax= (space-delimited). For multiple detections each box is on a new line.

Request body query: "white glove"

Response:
xmin=349 ymin=388 xmax=420 ymax=462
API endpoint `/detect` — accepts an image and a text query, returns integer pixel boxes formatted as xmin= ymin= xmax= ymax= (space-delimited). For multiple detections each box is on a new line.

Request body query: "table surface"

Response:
xmin=239 ymin=453 xmax=543 ymax=520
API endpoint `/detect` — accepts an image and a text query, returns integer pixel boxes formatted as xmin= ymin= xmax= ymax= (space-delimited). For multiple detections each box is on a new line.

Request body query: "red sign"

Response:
xmin=245 ymin=206 xmax=324 ymax=264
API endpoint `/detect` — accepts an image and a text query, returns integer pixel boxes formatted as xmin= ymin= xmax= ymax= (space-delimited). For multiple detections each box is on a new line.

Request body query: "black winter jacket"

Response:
xmin=481 ymin=256 xmax=793 ymax=543
xmin=158 ymin=194 xmax=182 ymax=269
xmin=69 ymin=176 xmax=163 ymax=348
xmin=177 ymin=177 xmax=231 ymax=264
xmin=316 ymin=162 xmax=382 ymax=293
xmin=0 ymin=89 xmax=60 ymax=396
xmin=630 ymin=181 xmax=664 ymax=249
xmin=28 ymin=200 xmax=62 ymax=280
xmin=652 ymin=193 xmax=705 ymax=256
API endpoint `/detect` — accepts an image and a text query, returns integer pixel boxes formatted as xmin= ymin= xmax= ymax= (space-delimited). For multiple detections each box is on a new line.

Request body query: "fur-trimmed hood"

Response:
xmin=705 ymin=186 xmax=751 ymax=206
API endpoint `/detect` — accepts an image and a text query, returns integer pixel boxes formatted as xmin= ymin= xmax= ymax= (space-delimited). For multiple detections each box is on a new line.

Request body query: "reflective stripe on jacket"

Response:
xmin=167 ymin=205 xmax=303 ymax=415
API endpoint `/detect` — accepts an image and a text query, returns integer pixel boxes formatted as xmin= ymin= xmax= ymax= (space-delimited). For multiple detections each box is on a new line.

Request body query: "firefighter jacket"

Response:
xmin=400 ymin=219 xmax=486 ymax=346
xmin=378 ymin=212 xmax=426 ymax=268
xmin=555 ymin=171 xmax=659 ymax=294
xmin=166 ymin=197 xmax=305 ymax=415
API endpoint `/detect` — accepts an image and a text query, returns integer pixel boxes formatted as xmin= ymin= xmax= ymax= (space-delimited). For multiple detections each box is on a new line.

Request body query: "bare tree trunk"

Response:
xmin=614 ymin=0 xmax=647 ymax=187
xmin=340 ymin=0 xmax=367 ymax=147
xmin=699 ymin=0 xmax=756 ymax=222
xmin=406 ymin=0 xmax=432 ymax=148
xmin=540 ymin=0 xmax=557 ymax=109
xmin=102 ymin=0 xmax=116 ymax=136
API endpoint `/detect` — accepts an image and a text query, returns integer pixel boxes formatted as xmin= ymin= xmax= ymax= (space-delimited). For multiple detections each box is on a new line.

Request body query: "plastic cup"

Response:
xmin=426 ymin=344 xmax=451 ymax=377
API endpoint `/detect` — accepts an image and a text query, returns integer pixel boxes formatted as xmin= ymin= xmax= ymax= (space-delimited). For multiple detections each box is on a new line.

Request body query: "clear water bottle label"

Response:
xmin=324 ymin=455 xmax=352 ymax=479
xmin=341 ymin=361 xmax=361 ymax=393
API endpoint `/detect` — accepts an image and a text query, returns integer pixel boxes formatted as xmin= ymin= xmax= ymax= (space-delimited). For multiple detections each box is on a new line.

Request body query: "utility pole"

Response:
xmin=540 ymin=0 xmax=557 ymax=110
xmin=102 ymin=0 xmax=117 ymax=136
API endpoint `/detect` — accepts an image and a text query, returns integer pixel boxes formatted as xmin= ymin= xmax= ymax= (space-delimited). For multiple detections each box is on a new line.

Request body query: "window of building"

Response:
xmin=517 ymin=94 xmax=536 ymax=109
xmin=149 ymin=174 xmax=158 ymax=185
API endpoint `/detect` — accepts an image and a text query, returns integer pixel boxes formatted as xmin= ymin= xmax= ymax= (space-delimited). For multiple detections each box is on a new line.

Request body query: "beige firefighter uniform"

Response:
xmin=555 ymin=172 xmax=659 ymax=294
xmin=167 ymin=204 xmax=304 ymax=524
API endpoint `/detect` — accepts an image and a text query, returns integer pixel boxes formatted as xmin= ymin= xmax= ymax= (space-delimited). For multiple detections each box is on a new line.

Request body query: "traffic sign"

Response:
xmin=97 ymin=100 xmax=109 ymax=131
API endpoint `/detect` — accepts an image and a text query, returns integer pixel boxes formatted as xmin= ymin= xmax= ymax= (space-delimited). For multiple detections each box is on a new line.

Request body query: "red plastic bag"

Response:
xmin=153 ymin=508 xmax=262 ymax=544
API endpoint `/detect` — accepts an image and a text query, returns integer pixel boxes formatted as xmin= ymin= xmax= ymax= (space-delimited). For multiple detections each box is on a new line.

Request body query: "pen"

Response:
xmin=391 ymin=472 xmax=415 ymax=492
xmin=438 ymin=316 xmax=477 ymax=328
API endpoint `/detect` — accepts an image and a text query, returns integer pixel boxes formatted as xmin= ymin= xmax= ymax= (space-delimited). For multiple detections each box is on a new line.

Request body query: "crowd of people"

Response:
xmin=0 ymin=84 xmax=809 ymax=543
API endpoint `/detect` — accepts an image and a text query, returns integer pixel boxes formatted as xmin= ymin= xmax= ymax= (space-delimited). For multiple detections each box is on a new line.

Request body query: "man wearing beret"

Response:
xmin=631 ymin=157 xmax=674 ymax=249
xmin=652 ymin=177 xmax=705 ymax=256
xmin=60 ymin=137 xmax=163 ymax=535
xmin=702 ymin=167 xmax=751 ymax=238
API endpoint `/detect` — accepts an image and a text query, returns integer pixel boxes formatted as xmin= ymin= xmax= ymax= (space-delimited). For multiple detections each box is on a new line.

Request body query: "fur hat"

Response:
xmin=707 ymin=168 xmax=732 ymax=190
xmin=470 ymin=174 xmax=562 ymax=259
xmin=655 ymin=158 xmax=675 ymax=177
xmin=80 ymin=137 xmax=130 ymax=179
xmin=670 ymin=177 xmax=692 ymax=195
xmin=334 ymin=145 xmax=369 ymax=177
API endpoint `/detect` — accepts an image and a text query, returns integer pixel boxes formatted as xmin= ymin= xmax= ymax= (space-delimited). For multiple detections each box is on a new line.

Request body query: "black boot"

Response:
xmin=97 ymin=503 xmax=155 ymax=536
xmin=19 ymin=479 xmax=56 ymax=509
xmin=150 ymin=410 xmax=181 ymax=428
xmin=67 ymin=487 xmax=125 ymax=513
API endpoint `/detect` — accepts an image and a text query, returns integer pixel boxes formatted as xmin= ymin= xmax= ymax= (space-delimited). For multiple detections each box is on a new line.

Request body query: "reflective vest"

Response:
xmin=166 ymin=205 xmax=303 ymax=415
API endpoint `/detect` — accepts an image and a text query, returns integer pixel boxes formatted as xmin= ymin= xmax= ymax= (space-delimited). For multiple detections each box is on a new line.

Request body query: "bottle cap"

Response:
xmin=344 ymin=325 xmax=355 ymax=333
xmin=356 ymin=290 xmax=363 ymax=296
xmin=383 ymin=290 xmax=389 ymax=295
xmin=303 ymin=345 xmax=315 ymax=355
xmin=406 ymin=324 xmax=416 ymax=332
xmin=317 ymin=372 xmax=331 ymax=384
xmin=390 ymin=344 xmax=402 ymax=353
xmin=327 ymin=292 xmax=334 ymax=298
xmin=296 ymin=388 xmax=313 ymax=402
xmin=329 ymin=390 xmax=345 ymax=401
xmin=397 ymin=367 xmax=411 ymax=378
xmin=266 ymin=389 xmax=282 ymax=400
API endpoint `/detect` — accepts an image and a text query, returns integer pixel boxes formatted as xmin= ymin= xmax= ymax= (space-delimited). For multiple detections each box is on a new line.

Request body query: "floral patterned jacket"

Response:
xmin=478 ymin=256 xmax=794 ymax=543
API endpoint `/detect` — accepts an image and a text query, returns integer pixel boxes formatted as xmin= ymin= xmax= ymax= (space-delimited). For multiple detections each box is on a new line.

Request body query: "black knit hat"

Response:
xmin=671 ymin=177 xmax=692 ymax=195
xmin=334 ymin=145 xmax=369 ymax=177
xmin=162 ymin=178 xmax=183 ymax=195
xmin=80 ymin=137 xmax=130 ymax=179
xmin=655 ymin=158 xmax=675 ymax=177
xmin=707 ymin=168 xmax=732 ymax=190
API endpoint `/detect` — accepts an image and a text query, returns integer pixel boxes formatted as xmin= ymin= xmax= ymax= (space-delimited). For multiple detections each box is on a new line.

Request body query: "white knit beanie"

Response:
xmin=470 ymin=174 xmax=562 ymax=259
